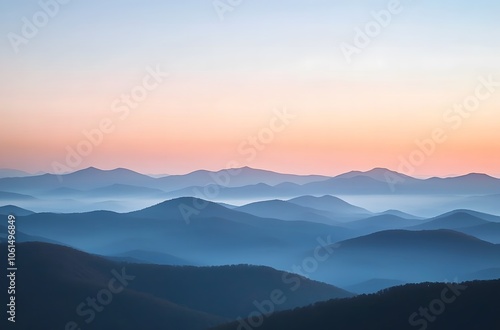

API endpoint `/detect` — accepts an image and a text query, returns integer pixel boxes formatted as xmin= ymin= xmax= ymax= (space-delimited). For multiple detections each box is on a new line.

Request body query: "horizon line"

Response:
xmin=1 ymin=166 xmax=499 ymax=181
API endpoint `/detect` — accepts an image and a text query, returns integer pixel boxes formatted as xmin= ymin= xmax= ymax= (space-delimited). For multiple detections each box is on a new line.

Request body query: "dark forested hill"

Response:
xmin=0 ymin=242 xmax=350 ymax=330
xmin=214 ymin=279 xmax=500 ymax=330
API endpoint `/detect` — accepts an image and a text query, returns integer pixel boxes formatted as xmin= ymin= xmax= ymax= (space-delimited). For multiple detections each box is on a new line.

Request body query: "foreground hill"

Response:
xmin=214 ymin=279 xmax=500 ymax=330
xmin=0 ymin=242 xmax=351 ymax=330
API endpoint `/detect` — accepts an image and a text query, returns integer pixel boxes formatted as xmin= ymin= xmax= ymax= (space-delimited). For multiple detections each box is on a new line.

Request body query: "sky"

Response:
xmin=1 ymin=0 xmax=499 ymax=176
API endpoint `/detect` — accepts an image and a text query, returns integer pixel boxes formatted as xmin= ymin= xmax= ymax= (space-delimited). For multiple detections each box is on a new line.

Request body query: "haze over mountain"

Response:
xmin=13 ymin=197 xmax=355 ymax=269
xmin=1 ymin=166 xmax=499 ymax=328
xmin=287 ymin=195 xmax=371 ymax=219
xmin=6 ymin=194 xmax=499 ymax=289
xmin=236 ymin=200 xmax=339 ymax=224
xmin=0 ymin=168 xmax=33 ymax=178
xmin=0 ymin=166 xmax=328 ymax=194
xmin=374 ymin=209 xmax=423 ymax=219
xmin=410 ymin=211 xmax=493 ymax=230
xmin=1 ymin=167 xmax=500 ymax=215
xmin=312 ymin=229 xmax=500 ymax=286
xmin=0 ymin=190 xmax=38 ymax=201
xmin=0 ymin=225 xmax=61 ymax=245
xmin=345 ymin=214 xmax=424 ymax=233
xmin=454 ymin=222 xmax=500 ymax=244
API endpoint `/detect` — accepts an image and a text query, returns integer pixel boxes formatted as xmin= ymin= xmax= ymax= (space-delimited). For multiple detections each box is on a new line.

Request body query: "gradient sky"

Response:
xmin=1 ymin=0 xmax=499 ymax=176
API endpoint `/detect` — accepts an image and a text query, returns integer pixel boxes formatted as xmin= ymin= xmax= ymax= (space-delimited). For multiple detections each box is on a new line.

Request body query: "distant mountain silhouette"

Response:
xmin=302 ymin=170 xmax=500 ymax=195
xmin=287 ymin=195 xmax=371 ymax=219
xmin=2 ymin=167 xmax=500 ymax=214
xmin=236 ymin=199 xmax=338 ymax=224
xmin=312 ymin=229 xmax=500 ymax=286
xmin=156 ymin=166 xmax=329 ymax=190
xmin=0 ymin=168 xmax=33 ymax=178
xmin=410 ymin=210 xmax=492 ymax=230
xmin=457 ymin=194 xmax=500 ymax=215
xmin=164 ymin=182 xmax=286 ymax=200
xmin=0 ymin=225 xmax=59 ymax=244
xmin=346 ymin=214 xmax=423 ymax=232
xmin=0 ymin=167 xmax=157 ymax=193
xmin=413 ymin=173 xmax=500 ymax=195
xmin=214 ymin=279 xmax=500 ymax=330
xmin=440 ymin=208 xmax=500 ymax=222
xmin=127 ymin=197 xmax=250 ymax=222
xmin=14 ymin=198 xmax=355 ymax=267
xmin=375 ymin=209 xmax=423 ymax=219
xmin=302 ymin=175 xmax=397 ymax=194
xmin=86 ymin=184 xmax=167 ymax=198
xmin=334 ymin=167 xmax=417 ymax=182
xmin=2 ymin=166 xmax=499 ymax=197
xmin=0 ymin=190 xmax=38 ymax=201
xmin=2 ymin=165 xmax=499 ymax=330
xmin=455 ymin=222 xmax=500 ymax=244
xmin=0 ymin=204 xmax=34 ymax=216
xmin=156 ymin=172 xmax=500 ymax=214
xmin=40 ymin=185 xmax=165 ymax=200
xmin=41 ymin=186 xmax=84 ymax=197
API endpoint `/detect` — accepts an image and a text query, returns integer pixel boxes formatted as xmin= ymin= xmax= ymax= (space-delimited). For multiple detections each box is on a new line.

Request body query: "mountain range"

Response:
xmin=1 ymin=167 xmax=500 ymax=214
xmin=1 ymin=166 xmax=500 ymax=329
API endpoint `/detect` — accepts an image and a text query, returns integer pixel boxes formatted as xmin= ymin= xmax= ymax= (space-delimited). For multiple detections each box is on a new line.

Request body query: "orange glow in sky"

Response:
xmin=1 ymin=1 xmax=499 ymax=177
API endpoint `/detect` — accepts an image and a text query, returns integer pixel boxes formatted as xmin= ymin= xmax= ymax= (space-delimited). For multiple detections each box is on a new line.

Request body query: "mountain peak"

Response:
xmin=461 ymin=173 xmax=496 ymax=180
xmin=71 ymin=166 xmax=104 ymax=175
xmin=335 ymin=167 xmax=413 ymax=182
